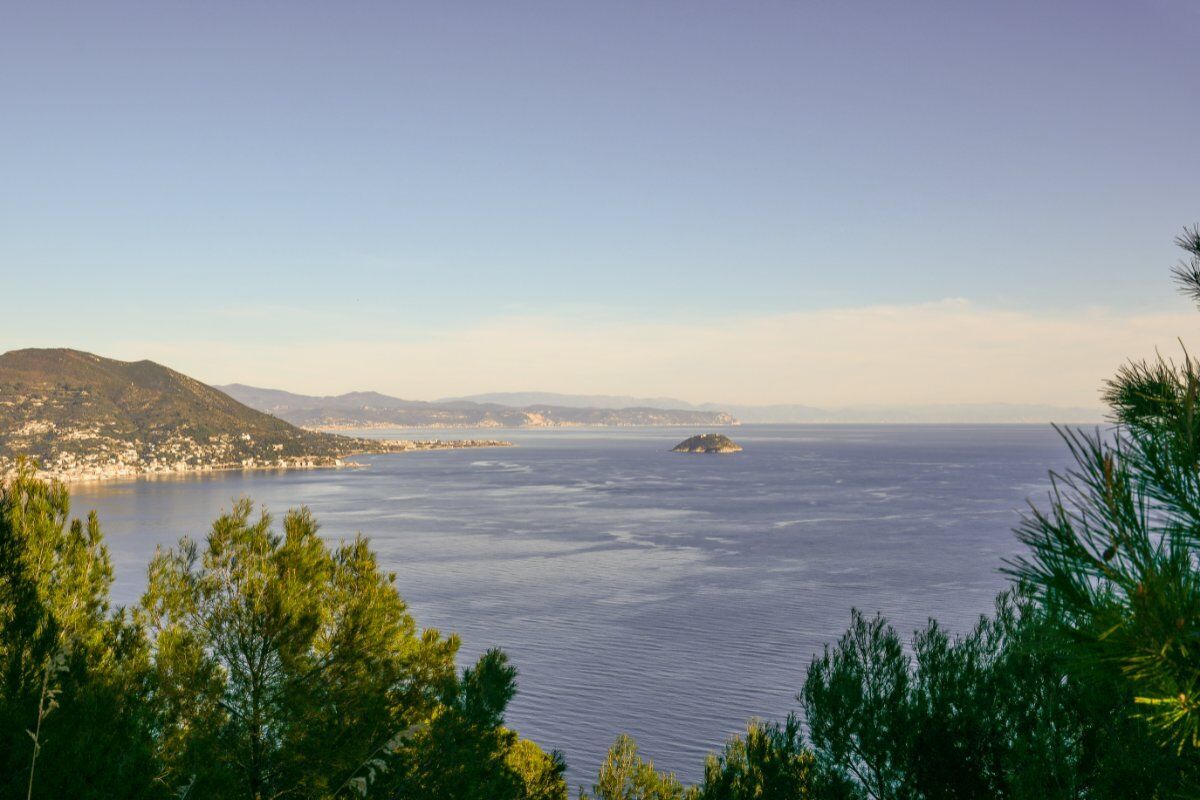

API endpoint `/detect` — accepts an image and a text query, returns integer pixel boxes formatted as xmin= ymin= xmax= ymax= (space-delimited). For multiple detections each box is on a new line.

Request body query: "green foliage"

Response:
xmin=1169 ymin=225 xmax=1200 ymax=306
xmin=581 ymin=734 xmax=686 ymax=800
xmin=507 ymin=737 xmax=569 ymax=800
xmin=0 ymin=464 xmax=161 ymax=799
xmin=802 ymin=592 xmax=1195 ymax=799
xmin=691 ymin=717 xmax=814 ymax=800
xmin=390 ymin=648 xmax=568 ymax=800
xmin=802 ymin=609 xmax=911 ymax=799
xmin=138 ymin=498 xmax=460 ymax=798
xmin=1012 ymin=227 xmax=1200 ymax=753
xmin=0 ymin=469 xmax=565 ymax=800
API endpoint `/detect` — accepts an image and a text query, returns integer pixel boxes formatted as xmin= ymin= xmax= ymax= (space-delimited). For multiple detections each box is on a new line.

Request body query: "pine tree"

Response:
xmin=581 ymin=735 xmax=686 ymax=800
xmin=138 ymin=499 xmax=461 ymax=798
xmin=0 ymin=465 xmax=161 ymax=799
xmin=690 ymin=717 xmax=814 ymax=800
xmin=390 ymin=648 xmax=568 ymax=800
xmin=1011 ymin=227 xmax=1200 ymax=754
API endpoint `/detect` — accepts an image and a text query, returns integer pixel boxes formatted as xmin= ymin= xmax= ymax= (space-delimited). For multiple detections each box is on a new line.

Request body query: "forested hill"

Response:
xmin=0 ymin=348 xmax=373 ymax=478
xmin=219 ymin=383 xmax=739 ymax=429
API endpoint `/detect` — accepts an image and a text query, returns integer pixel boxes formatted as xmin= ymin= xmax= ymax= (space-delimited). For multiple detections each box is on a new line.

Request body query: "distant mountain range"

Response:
xmin=218 ymin=385 xmax=738 ymax=429
xmin=444 ymin=391 xmax=699 ymax=410
xmin=695 ymin=402 xmax=1104 ymax=424
xmin=449 ymin=393 xmax=1103 ymax=424
xmin=223 ymin=385 xmax=1102 ymax=427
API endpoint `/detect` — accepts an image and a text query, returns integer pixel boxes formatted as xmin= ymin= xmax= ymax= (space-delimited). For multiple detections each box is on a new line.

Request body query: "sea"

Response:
xmin=70 ymin=424 xmax=1077 ymax=787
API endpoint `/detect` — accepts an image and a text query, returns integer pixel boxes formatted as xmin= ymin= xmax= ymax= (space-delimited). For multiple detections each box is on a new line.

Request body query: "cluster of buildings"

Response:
xmin=0 ymin=425 xmax=344 ymax=483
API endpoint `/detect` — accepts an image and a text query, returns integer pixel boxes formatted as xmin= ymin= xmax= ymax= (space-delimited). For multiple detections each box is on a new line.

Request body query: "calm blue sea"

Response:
xmin=71 ymin=424 xmax=1075 ymax=786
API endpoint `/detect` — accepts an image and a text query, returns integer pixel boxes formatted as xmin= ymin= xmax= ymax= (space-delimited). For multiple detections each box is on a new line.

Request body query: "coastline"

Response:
xmin=5 ymin=439 xmax=514 ymax=485
xmin=310 ymin=422 xmax=739 ymax=431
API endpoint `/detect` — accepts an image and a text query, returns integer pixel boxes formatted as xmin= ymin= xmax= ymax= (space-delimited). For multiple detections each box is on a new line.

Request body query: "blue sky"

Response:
xmin=2 ymin=1 xmax=1198 ymax=406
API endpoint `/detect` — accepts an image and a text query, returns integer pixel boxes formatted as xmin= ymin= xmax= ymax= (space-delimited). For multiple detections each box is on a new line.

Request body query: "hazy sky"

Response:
xmin=3 ymin=1 xmax=1198 ymax=407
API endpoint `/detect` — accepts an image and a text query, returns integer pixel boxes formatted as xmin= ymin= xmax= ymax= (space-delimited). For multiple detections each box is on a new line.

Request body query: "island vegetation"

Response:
xmin=671 ymin=434 xmax=743 ymax=454
xmin=2 ymin=229 xmax=1200 ymax=798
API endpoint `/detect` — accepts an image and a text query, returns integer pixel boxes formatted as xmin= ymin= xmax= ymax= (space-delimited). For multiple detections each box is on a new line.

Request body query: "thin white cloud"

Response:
xmin=102 ymin=299 xmax=1198 ymax=409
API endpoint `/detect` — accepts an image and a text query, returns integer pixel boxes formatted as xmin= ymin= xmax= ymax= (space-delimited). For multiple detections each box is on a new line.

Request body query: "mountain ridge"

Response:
xmin=443 ymin=391 xmax=698 ymax=410
xmin=217 ymin=384 xmax=738 ymax=429
xmin=445 ymin=392 xmax=1103 ymax=424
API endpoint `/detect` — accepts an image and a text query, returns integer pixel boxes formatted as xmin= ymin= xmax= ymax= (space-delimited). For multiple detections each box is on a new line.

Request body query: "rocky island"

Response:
xmin=671 ymin=433 xmax=743 ymax=454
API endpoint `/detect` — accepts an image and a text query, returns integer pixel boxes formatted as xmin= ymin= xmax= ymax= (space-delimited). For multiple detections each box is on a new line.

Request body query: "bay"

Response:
xmin=70 ymin=424 xmax=1073 ymax=786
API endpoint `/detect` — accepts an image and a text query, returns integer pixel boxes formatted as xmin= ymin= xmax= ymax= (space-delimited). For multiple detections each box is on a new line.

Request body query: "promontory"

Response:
xmin=0 ymin=348 xmax=511 ymax=482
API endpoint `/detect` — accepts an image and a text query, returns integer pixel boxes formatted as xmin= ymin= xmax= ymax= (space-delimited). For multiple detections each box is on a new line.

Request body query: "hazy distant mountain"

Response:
xmin=0 ymin=349 xmax=383 ymax=478
xmin=219 ymin=385 xmax=737 ymax=429
xmin=701 ymin=402 xmax=1104 ymax=424
xmin=693 ymin=403 xmax=825 ymax=423
xmin=441 ymin=392 xmax=1103 ymax=424
xmin=219 ymin=385 xmax=1102 ymax=428
xmin=219 ymin=384 xmax=431 ymax=414
xmin=446 ymin=391 xmax=699 ymax=410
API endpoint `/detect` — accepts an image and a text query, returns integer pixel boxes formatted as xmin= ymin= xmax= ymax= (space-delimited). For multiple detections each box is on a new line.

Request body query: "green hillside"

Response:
xmin=0 ymin=348 xmax=367 ymax=477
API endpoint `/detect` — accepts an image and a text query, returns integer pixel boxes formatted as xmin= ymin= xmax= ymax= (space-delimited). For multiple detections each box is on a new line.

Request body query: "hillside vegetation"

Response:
xmin=0 ymin=349 xmax=388 ymax=478
xmin=671 ymin=434 xmax=742 ymax=454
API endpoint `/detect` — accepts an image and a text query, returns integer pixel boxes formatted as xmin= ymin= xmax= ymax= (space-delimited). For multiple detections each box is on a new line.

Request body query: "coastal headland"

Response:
xmin=0 ymin=348 xmax=514 ymax=483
